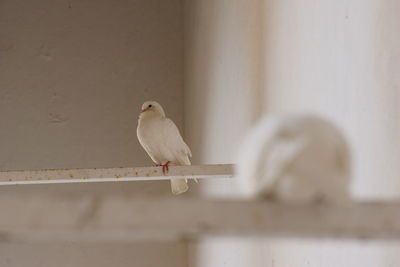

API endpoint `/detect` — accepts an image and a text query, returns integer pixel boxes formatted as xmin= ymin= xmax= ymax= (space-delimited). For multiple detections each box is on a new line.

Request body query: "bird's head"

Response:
xmin=140 ymin=101 xmax=165 ymax=117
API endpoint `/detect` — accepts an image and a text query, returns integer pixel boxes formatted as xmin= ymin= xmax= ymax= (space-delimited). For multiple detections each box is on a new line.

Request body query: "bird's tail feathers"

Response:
xmin=171 ymin=178 xmax=189 ymax=195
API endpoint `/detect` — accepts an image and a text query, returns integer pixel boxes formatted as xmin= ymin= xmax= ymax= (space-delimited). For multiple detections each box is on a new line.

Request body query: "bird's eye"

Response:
xmin=149 ymin=105 xmax=152 ymax=108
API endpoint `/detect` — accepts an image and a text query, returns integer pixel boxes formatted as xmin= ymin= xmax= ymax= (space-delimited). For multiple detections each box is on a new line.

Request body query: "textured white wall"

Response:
xmin=184 ymin=0 xmax=400 ymax=266
xmin=0 ymin=0 xmax=185 ymax=197
xmin=0 ymin=0 xmax=186 ymax=266
xmin=184 ymin=1 xmax=267 ymax=265
xmin=263 ymin=0 xmax=400 ymax=201
xmin=0 ymin=0 xmax=183 ymax=171
xmin=184 ymin=0 xmax=263 ymax=196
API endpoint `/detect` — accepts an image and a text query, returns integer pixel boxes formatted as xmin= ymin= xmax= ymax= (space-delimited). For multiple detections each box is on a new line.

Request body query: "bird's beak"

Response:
xmin=141 ymin=107 xmax=149 ymax=113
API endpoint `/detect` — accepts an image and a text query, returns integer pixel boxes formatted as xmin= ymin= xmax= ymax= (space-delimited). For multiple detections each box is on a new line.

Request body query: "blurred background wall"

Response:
xmin=0 ymin=0 xmax=187 ymax=266
xmin=2 ymin=0 xmax=400 ymax=266
xmin=184 ymin=0 xmax=400 ymax=266
xmin=184 ymin=0 xmax=263 ymax=196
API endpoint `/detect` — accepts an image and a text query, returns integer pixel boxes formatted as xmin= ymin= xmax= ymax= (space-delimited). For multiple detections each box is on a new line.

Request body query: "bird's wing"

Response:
xmin=162 ymin=118 xmax=192 ymax=165
xmin=255 ymin=134 xmax=308 ymax=195
xmin=236 ymin=115 xmax=307 ymax=197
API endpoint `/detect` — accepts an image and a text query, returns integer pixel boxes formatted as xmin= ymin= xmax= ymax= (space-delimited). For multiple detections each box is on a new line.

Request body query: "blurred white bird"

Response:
xmin=236 ymin=114 xmax=351 ymax=203
xmin=137 ymin=101 xmax=192 ymax=194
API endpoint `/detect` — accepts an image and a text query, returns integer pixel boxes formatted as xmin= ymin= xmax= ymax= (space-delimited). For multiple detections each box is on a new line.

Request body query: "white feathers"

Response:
xmin=236 ymin=114 xmax=351 ymax=202
xmin=137 ymin=101 xmax=191 ymax=195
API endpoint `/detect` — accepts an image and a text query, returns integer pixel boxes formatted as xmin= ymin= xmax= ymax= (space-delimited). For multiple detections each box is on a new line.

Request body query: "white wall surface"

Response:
xmin=0 ymin=0 xmax=185 ymax=194
xmin=0 ymin=0 xmax=183 ymax=172
xmin=262 ymin=0 xmax=400 ymax=201
xmin=0 ymin=0 xmax=187 ymax=266
xmin=184 ymin=0 xmax=400 ymax=266
xmin=184 ymin=0 xmax=263 ymax=195
xmin=190 ymin=238 xmax=400 ymax=267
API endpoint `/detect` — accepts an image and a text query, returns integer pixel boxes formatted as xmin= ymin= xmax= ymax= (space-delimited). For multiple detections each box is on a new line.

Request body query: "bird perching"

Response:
xmin=137 ymin=101 xmax=193 ymax=194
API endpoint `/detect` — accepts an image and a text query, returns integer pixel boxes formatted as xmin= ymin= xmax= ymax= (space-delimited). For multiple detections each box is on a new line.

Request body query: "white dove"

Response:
xmin=137 ymin=101 xmax=192 ymax=194
xmin=236 ymin=114 xmax=351 ymax=203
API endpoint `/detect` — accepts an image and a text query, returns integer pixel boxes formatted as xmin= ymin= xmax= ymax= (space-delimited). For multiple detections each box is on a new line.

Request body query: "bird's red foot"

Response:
xmin=161 ymin=161 xmax=170 ymax=175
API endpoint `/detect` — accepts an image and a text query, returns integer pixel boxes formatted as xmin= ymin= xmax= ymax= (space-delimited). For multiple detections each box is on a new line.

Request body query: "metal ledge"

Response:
xmin=0 ymin=164 xmax=234 ymax=185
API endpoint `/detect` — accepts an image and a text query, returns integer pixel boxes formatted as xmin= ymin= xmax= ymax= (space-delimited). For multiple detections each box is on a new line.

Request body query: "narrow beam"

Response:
xmin=0 ymin=164 xmax=234 ymax=185
xmin=0 ymin=196 xmax=399 ymax=242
